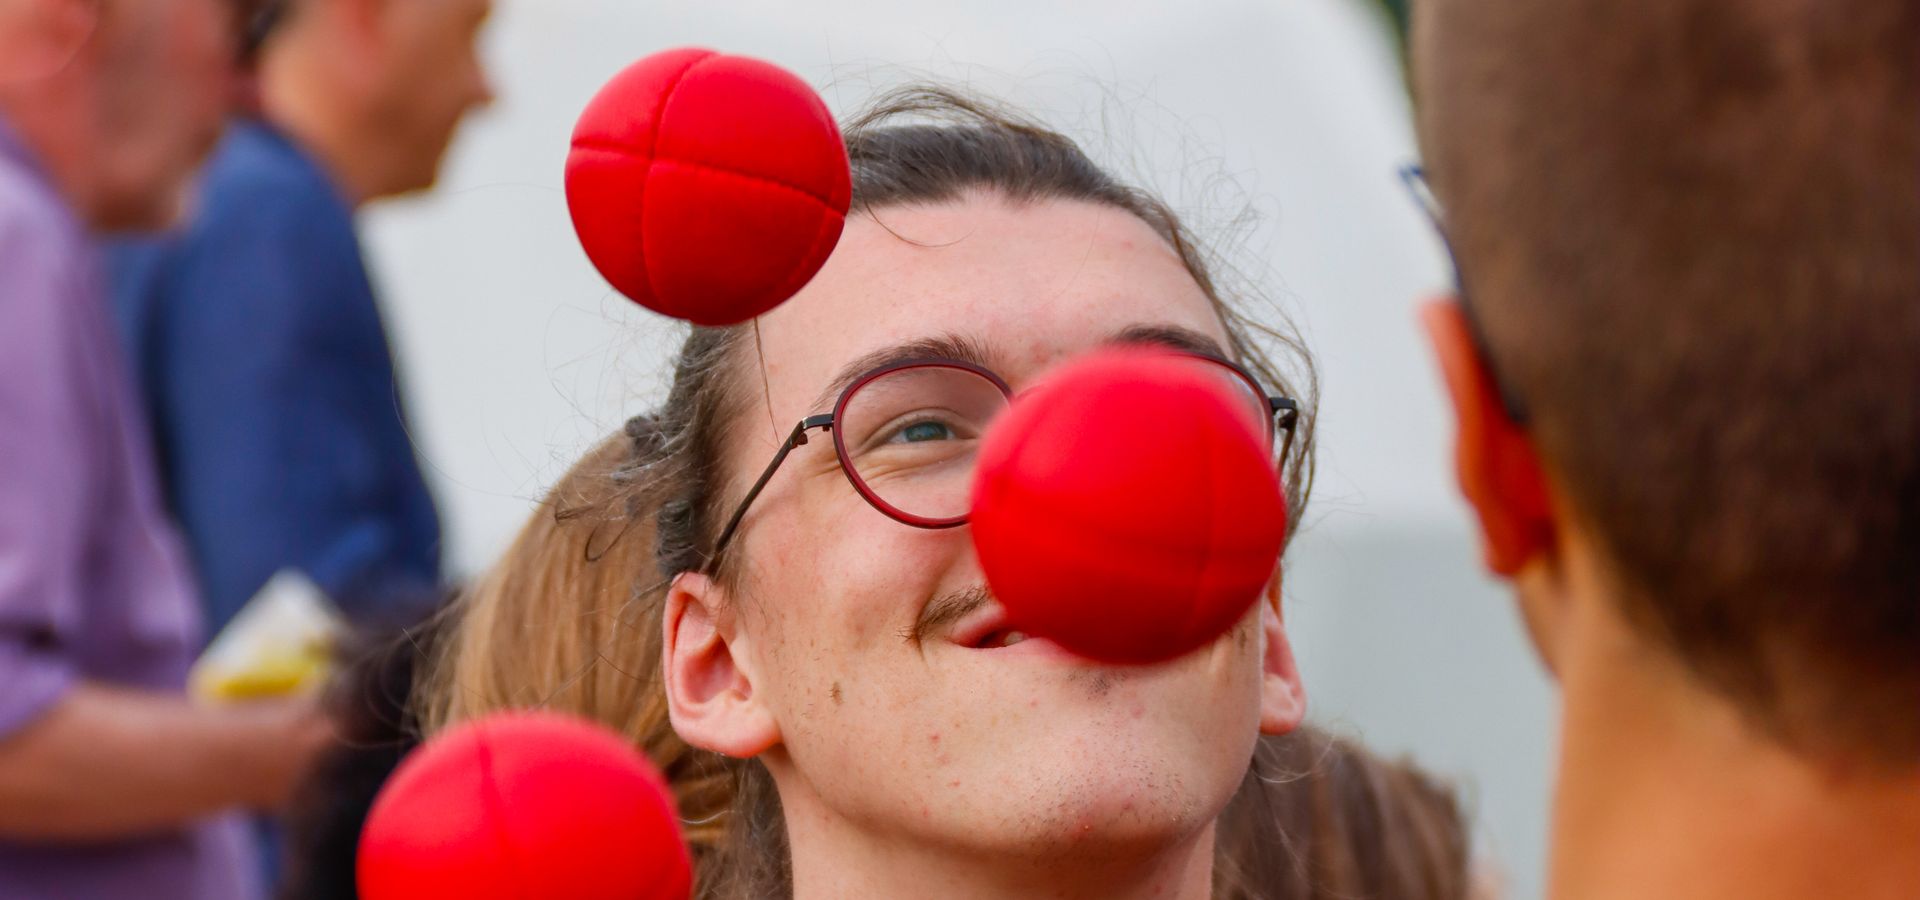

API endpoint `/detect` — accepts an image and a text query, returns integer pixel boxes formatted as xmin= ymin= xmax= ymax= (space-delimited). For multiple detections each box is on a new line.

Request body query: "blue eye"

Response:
xmin=893 ymin=420 xmax=956 ymax=443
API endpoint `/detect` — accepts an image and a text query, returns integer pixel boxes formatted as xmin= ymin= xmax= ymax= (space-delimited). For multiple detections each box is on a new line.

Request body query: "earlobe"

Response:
xmin=1419 ymin=299 xmax=1555 ymax=576
xmin=662 ymin=572 xmax=782 ymax=758
xmin=1256 ymin=580 xmax=1307 ymax=736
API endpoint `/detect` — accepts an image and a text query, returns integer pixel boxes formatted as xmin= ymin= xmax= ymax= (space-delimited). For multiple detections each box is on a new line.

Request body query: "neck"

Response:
xmin=777 ymin=774 xmax=1217 ymax=900
xmin=1548 ymin=597 xmax=1920 ymax=900
xmin=256 ymin=29 xmax=378 ymax=207
xmin=0 ymin=76 xmax=99 ymax=217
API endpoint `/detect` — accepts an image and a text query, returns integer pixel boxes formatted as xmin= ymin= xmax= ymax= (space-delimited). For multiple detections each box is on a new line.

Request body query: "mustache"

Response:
xmin=907 ymin=583 xmax=995 ymax=644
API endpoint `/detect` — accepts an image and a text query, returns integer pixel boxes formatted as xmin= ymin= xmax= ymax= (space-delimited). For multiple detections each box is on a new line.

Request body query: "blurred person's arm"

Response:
xmin=0 ymin=685 xmax=327 ymax=841
xmin=0 ymin=206 xmax=326 ymax=842
xmin=141 ymin=156 xmax=440 ymax=629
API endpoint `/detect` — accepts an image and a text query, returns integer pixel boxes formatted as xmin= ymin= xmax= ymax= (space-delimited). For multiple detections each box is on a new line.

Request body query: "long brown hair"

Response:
xmin=418 ymin=429 xmax=734 ymax=851
xmin=425 ymin=86 xmax=1473 ymax=899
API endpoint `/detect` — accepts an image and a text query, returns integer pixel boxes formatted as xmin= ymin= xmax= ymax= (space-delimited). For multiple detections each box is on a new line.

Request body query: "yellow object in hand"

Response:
xmin=190 ymin=570 xmax=346 ymax=703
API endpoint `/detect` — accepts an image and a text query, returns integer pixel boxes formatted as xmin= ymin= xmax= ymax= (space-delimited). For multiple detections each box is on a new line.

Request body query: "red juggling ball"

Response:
xmin=969 ymin=348 xmax=1289 ymax=665
xmin=565 ymin=48 xmax=852 ymax=326
xmin=357 ymin=711 xmax=691 ymax=900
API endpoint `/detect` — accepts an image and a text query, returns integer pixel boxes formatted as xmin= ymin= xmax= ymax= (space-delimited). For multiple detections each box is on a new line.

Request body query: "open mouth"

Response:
xmin=971 ymin=628 xmax=1031 ymax=649
xmin=949 ymin=605 xmax=1036 ymax=650
xmin=918 ymin=589 xmax=1072 ymax=658
xmin=937 ymin=600 xmax=1096 ymax=666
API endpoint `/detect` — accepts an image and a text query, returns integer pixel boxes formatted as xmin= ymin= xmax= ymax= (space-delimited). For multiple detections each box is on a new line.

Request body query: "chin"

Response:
xmin=966 ymin=715 xmax=1251 ymax=862
xmin=937 ymin=655 xmax=1260 ymax=838
xmin=90 ymin=184 xmax=192 ymax=234
xmin=399 ymin=167 xmax=441 ymax=198
xmin=987 ymin=766 xmax=1224 ymax=863
xmin=397 ymin=137 xmax=460 ymax=197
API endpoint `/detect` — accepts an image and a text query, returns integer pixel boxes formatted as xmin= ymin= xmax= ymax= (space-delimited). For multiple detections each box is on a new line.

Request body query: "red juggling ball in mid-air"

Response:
xmin=969 ymin=348 xmax=1289 ymax=665
xmin=357 ymin=711 xmax=691 ymax=900
xmin=565 ymin=48 xmax=853 ymax=326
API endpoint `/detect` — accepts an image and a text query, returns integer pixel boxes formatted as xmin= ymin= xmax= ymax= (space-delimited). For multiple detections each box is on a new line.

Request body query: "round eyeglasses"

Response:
xmin=703 ymin=351 xmax=1300 ymax=572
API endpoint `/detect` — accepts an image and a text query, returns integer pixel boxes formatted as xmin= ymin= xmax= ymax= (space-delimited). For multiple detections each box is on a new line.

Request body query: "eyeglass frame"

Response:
xmin=702 ymin=350 xmax=1302 ymax=574
xmin=1399 ymin=165 xmax=1532 ymax=425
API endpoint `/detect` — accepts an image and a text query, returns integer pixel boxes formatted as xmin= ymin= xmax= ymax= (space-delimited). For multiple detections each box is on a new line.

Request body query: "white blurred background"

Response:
xmin=364 ymin=0 xmax=1556 ymax=894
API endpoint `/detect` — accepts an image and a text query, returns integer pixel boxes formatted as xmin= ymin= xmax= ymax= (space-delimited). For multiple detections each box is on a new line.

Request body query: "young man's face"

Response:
xmin=676 ymin=193 xmax=1306 ymax=862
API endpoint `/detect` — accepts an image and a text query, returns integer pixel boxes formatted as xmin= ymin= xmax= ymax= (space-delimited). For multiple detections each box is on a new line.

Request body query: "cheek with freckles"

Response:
xmin=737 ymin=479 xmax=969 ymax=732
xmin=736 ymin=527 xmax=985 ymax=830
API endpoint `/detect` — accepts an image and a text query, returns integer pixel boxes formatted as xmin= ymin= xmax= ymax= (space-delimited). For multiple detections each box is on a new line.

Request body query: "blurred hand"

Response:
xmin=0 ymin=683 xmax=342 ymax=840
xmin=232 ymin=695 xmax=336 ymax=813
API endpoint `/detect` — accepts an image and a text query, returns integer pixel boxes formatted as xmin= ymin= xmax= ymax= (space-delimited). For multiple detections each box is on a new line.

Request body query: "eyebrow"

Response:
xmin=805 ymin=322 xmax=1229 ymax=414
xmin=808 ymin=332 xmax=996 ymax=413
xmin=1108 ymin=323 xmax=1230 ymax=359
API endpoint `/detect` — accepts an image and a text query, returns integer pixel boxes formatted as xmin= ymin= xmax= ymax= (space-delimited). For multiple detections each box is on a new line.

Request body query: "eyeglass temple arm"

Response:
xmin=1270 ymin=396 xmax=1300 ymax=480
xmin=706 ymin=413 xmax=835 ymax=568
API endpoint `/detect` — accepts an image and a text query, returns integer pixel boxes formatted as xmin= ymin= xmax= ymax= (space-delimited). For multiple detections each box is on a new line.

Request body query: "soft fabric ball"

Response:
xmin=565 ymin=48 xmax=852 ymax=325
xmin=969 ymin=348 xmax=1288 ymax=664
xmin=358 ymin=711 xmax=691 ymax=900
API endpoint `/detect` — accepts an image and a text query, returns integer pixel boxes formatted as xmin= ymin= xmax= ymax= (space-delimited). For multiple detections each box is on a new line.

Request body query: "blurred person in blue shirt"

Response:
xmin=112 ymin=0 xmax=494 ymax=634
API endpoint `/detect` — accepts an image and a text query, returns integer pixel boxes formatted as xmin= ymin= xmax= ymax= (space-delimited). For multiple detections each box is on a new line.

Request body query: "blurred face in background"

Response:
xmin=89 ymin=0 xmax=234 ymax=229
xmin=361 ymin=0 xmax=492 ymax=196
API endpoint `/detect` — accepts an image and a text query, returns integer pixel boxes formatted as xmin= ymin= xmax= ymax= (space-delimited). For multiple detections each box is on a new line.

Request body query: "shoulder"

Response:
xmin=204 ymin=123 xmax=342 ymax=203
xmin=193 ymin=122 xmax=355 ymax=240
xmin=168 ymin=124 xmax=366 ymax=285
xmin=0 ymin=155 xmax=85 ymax=266
xmin=0 ymin=157 xmax=91 ymax=323
xmin=0 ymin=159 xmax=95 ymax=429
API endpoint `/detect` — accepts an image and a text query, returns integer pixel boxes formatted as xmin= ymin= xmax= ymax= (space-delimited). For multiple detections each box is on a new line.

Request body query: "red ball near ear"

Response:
xmin=565 ymin=48 xmax=852 ymax=326
xmin=358 ymin=712 xmax=691 ymax=900
xmin=969 ymin=348 xmax=1289 ymax=665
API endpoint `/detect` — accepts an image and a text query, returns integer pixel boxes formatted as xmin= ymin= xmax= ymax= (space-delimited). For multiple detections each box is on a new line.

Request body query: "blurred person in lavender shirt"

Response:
xmin=0 ymin=1 xmax=330 ymax=898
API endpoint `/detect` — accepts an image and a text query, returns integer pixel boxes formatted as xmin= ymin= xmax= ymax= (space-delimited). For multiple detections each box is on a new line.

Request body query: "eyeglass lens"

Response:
xmin=833 ymin=356 xmax=1279 ymax=523
xmin=837 ymin=365 xmax=1008 ymax=521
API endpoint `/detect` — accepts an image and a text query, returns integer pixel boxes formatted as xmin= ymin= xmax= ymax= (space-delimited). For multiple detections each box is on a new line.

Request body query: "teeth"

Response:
xmin=998 ymin=631 xmax=1028 ymax=647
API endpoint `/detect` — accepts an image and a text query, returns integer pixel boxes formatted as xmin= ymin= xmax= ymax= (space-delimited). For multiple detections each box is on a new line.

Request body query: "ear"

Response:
xmin=1257 ymin=576 xmax=1307 ymax=736
xmin=328 ymin=0 xmax=389 ymax=52
xmin=662 ymin=571 xmax=781 ymax=758
xmin=1419 ymin=299 xmax=1556 ymax=576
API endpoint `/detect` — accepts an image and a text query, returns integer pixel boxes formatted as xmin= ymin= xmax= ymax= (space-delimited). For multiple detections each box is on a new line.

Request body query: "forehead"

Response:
xmin=747 ymin=193 xmax=1229 ymax=423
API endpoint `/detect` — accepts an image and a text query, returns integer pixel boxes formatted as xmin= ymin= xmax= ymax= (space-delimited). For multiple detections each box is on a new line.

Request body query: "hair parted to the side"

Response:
xmin=425 ymin=85 xmax=1471 ymax=899
xmin=1417 ymin=0 xmax=1920 ymax=764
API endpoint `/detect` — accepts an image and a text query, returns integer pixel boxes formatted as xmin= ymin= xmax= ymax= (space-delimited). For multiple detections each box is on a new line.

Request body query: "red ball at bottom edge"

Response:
xmin=969 ymin=347 xmax=1289 ymax=665
xmin=357 ymin=711 xmax=691 ymax=900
